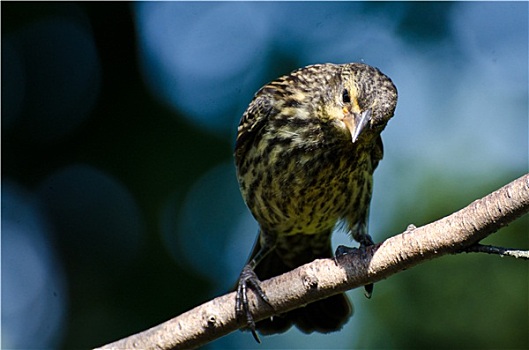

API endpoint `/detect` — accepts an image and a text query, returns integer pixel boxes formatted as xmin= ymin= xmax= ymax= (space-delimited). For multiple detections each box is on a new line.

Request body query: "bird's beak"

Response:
xmin=343 ymin=109 xmax=372 ymax=143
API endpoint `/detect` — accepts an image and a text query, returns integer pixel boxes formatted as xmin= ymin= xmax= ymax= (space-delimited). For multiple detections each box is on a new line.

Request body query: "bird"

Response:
xmin=233 ymin=62 xmax=398 ymax=341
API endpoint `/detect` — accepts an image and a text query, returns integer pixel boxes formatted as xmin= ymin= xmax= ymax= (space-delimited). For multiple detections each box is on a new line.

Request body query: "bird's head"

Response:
xmin=326 ymin=63 xmax=398 ymax=144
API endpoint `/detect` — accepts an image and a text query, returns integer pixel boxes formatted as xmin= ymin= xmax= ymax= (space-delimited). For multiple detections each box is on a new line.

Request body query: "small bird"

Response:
xmin=234 ymin=63 xmax=397 ymax=340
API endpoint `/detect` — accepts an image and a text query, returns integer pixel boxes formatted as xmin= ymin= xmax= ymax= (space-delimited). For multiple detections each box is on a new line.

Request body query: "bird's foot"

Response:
xmin=335 ymin=241 xmax=375 ymax=299
xmin=236 ymin=265 xmax=272 ymax=343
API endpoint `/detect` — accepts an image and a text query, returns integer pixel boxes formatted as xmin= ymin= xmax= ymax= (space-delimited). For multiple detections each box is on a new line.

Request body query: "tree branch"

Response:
xmin=463 ymin=243 xmax=529 ymax=259
xmin=95 ymin=173 xmax=529 ymax=350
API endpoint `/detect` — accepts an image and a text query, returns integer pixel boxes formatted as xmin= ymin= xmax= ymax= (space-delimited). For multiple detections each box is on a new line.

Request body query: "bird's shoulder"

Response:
xmin=234 ymin=64 xmax=343 ymax=166
xmin=234 ymin=92 xmax=275 ymax=166
xmin=371 ymin=135 xmax=384 ymax=169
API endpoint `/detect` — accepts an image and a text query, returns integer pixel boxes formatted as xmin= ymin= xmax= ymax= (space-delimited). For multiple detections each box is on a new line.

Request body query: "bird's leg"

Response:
xmin=353 ymin=227 xmax=376 ymax=298
xmin=235 ymin=241 xmax=275 ymax=343
xmin=336 ymin=229 xmax=375 ymax=298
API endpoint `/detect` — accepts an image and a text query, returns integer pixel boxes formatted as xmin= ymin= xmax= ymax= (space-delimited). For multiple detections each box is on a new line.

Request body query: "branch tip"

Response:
xmin=463 ymin=243 xmax=529 ymax=260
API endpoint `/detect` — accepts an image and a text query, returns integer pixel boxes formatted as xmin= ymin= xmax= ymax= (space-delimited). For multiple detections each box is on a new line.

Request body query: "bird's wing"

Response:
xmin=234 ymin=94 xmax=275 ymax=167
xmin=371 ymin=135 xmax=384 ymax=170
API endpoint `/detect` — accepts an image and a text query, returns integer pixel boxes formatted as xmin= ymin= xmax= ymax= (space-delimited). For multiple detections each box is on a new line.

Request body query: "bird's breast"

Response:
xmin=237 ymin=130 xmax=374 ymax=236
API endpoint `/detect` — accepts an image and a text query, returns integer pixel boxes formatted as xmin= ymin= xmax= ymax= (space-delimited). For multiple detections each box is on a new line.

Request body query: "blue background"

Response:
xmin=2 ymin=2 xmax=528 ymax=349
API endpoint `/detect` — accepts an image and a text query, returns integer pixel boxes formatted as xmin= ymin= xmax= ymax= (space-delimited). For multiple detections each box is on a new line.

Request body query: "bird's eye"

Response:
xmin=342 ymin=89 xmax=350 ymax=103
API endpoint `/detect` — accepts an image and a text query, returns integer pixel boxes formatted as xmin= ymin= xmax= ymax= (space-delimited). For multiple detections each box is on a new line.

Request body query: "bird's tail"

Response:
xmin=245 ymin=236 xmax=353 ymax=335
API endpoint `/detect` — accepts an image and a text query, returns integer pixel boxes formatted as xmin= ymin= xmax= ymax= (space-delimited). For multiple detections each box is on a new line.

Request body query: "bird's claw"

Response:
xmin=335 ymin=244 xmax=360 ymax=257
xmin=334 ymin=241 xmax=375 ymax=299
xmin=236 ymin=265 xmax=272 ymax=343
xmin=363 ymin=282 xmax=374 ymax=299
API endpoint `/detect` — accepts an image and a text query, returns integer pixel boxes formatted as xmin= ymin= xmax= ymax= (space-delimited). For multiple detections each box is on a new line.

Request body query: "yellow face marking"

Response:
xmin=351 ymin=97 xmax=361 ymax=113
xmin=346 ymin=82 xmax=362 ymax=113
